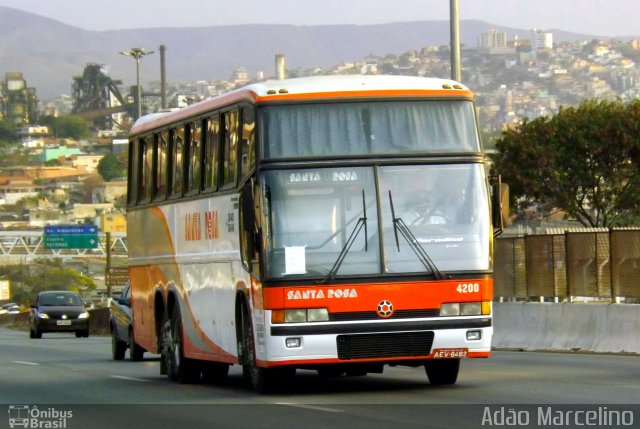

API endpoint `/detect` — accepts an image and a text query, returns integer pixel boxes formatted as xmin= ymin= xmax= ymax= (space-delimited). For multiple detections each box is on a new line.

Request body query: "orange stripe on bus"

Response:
xmin=262 ymin=278 xmax=493 ymax=313
xmin=256 ymin=89 xmax=473 ymax=103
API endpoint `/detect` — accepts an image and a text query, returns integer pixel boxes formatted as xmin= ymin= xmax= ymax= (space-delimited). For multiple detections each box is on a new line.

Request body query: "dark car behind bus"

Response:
xmin=29 ymin=291 xmax=90 ymax=338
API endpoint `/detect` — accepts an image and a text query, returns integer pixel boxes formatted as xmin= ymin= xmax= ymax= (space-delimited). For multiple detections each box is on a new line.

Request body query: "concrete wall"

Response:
xmin=493 ymin=302 xmax=640 ymax=354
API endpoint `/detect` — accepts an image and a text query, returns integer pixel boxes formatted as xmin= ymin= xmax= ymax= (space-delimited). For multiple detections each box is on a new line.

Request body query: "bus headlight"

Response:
xmin=439 ymin=303 xmax=460 ymax=316
xmin=271 ymin=308 xmax=330 ymax=324
xmin=440 ymin=302 xmax=489 ymax=316
xmin=285 ymin=309 xmax=307 ymax=323
xmin=307 ymin=308 xmax=329 ymax=322
xmin=461 ymin=302 xmax=481 ymax=316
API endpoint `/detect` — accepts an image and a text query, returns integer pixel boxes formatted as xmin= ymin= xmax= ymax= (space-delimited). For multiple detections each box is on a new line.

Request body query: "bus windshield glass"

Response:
xmin=260 ymin=100 xmax=480 ymax=159
xmin=260 ymin=164 xmax=490 ymax=280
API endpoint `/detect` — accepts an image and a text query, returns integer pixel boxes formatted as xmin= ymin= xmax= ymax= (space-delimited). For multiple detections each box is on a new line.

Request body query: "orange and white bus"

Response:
xmin=126 ymin=75 xmax=499 ymax=392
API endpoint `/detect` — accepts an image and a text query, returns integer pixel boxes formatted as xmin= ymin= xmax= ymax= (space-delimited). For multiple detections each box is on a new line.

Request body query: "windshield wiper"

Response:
xmin=388 ymin=190 xmax=446 ymax=280
xmin=319 ymin=190 xmax=368 ymax=284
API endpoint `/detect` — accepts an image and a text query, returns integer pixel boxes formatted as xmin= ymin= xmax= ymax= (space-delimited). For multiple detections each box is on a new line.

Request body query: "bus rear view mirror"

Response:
xmin=491 ymin=176 xmax=509 ymax=236
xmin=241 ymin=184 xmax=256 ymax=232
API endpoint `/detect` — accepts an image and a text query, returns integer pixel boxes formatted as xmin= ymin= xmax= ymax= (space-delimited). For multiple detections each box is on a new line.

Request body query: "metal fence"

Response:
xmin=494 ymin=228 xmax=640 ymax=301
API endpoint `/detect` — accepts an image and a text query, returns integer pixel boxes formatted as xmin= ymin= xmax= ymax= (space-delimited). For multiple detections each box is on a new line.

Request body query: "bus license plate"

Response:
xmin=432 ymin=348 xmax=468 ymax=359
xmin=57 ymin=320 xmax=72 ymax=326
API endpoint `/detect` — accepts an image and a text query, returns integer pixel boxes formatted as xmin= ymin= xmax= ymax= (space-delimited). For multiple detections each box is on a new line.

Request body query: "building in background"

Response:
xmin=478 ymin=28 xmax=507 ymax=49
xmin=531 ymin=29 xmax=554 ymax=58
xmin=0 ymin=72 xmax=39 ymax=126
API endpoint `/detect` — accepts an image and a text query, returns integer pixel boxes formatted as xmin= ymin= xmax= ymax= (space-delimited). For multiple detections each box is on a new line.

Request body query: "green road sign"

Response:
xmin=44 ymin=234 xmax=99 ymax=249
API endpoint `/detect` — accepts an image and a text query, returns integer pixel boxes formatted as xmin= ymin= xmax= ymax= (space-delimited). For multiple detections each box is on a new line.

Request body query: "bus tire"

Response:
xmin=111 ymin=328 xmax=126 ymax=360
xmin=241 ymin=307 xmax=278 ymax=393
xmin=165 ymin=306 xmax=201 ymax=384
xmin=129 ymin=328 xmax=145 ymax=361
xmin=424 ymin=359 xmax=460 ymax=385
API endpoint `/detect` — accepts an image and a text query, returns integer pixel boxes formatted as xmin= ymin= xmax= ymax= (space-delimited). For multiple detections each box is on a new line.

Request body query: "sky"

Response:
xmin=0 ymin=0 xmax=639 ymax=37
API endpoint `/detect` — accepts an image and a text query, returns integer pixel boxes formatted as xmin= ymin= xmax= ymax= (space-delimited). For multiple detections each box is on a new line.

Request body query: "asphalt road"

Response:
xmin=0 ymin=327 xmax=638 ymax=429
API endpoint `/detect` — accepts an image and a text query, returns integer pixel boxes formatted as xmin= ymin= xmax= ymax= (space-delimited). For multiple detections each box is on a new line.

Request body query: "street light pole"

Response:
xmin=120 ymin=47 xmax=154 ymax=119
xmin=450 ymin=0 xmax=461 ymax=82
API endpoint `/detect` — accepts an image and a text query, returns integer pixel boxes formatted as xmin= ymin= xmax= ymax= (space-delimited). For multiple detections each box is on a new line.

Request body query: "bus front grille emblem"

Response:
xmin=377 ymin=300 xmax=394 ymax=318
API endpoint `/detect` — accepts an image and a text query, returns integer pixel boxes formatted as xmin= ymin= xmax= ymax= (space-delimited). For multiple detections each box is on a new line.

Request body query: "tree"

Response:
xmin=491 ymin=99 xmax=640 ymax=227
xmin=0 ymin=260 xmax=96 ymax=305
xmin=97 ymin=153 xmax=126 ymax=181
xmin=0 ymin=118 xmax=17 ymax=142
xmin=51 ymin=115 xmax=91 ymax=139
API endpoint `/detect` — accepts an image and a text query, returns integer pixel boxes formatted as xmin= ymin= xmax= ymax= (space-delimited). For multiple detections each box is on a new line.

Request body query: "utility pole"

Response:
xmin=120 ymin=47 xmax=155 ymax=119
xmin=450 ymin=0 xmax=462 ymax=82
xmin=105 ymin=232 xmax=112 ymax=298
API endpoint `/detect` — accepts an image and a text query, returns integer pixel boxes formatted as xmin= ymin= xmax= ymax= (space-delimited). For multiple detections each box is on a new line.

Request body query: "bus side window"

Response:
xmin=240 ymin=107 xmax=256 ymax=179
xmin=186 ymin=122 xmax=202 ymax=194
xmin=137 ymin=136 xmax=153 ymax=203
xmin=127 ymin=138 xmax=138 ymax=205
xmin=204 ymin=115 xmax=220 ymax=191
xmin=221 ymin=110 xmax=238 ymax=189
xmin=170 ymin=126 xmax=185 ymax=197
xmin=154 ymin=130 xmax=168 ymax=200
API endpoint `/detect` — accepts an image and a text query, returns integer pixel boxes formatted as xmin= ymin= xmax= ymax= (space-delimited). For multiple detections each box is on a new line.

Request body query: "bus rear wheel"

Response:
xmin=129 ymin=328 xmax=145 ymax=361
xmin=424 ymin=359 xmax=460 ymax=385
xmin=111 ymin=328 xmax=126 ymax=360
xmin=164 ymin=306 xmax=201 ymax=384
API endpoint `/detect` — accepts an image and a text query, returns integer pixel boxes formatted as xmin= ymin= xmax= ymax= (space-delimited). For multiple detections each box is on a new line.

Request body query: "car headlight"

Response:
xmin=38 ymin=312 xmax=50 ymax=319
xmin=78 ymin=311 xmax=90 ymax=319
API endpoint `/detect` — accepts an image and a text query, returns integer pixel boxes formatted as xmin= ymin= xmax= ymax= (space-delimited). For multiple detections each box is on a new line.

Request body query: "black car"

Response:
xmin=29 ymin=291 xmax=90 ymax=338
xmin=110 ymin=283 xmax=145 ymax=360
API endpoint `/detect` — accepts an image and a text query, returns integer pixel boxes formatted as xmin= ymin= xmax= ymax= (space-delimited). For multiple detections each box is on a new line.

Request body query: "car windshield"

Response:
xmin=39 ymin=293 xmax=82 ymax=306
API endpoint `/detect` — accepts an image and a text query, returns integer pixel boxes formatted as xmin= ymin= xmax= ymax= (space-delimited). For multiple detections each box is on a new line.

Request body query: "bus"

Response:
xmin=126 ymin=75 xmax=500 ymax=393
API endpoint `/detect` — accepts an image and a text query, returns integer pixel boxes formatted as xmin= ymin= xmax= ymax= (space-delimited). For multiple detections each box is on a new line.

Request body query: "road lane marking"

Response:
xmin=275 ymin=402 xmax=343 ymax=413
xmin=109 ymin=375 xmax=149 ymax=382
xmin=12 ymin=361 xmax=40 ymax=366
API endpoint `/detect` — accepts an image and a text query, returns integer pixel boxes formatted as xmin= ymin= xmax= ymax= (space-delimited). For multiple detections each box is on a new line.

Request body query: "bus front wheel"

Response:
xmin=424 ymin=359 xmax=460 ymax=385
xmin=240 ymin=307 xmax=281 ymax=393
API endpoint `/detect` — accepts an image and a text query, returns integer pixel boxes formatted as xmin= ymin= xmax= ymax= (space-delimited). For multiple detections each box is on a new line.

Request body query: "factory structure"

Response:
xmin=0 ymin=72 xmax=39 ymax=127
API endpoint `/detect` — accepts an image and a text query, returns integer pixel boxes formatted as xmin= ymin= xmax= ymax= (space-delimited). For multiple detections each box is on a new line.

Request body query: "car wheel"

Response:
xmin=424 ymin=359 xmax=460 ymax=385
xmin=29 ymin=327 xmax=41 ymax=339
xmin=129 ymin=327 xmax=144 ymax=361
xmin=165 ymin=305 xmax=200 ymax=384
xmin=112 ymin=328 xmax=126 ymax=360
xmin=75 ymin=330 xmax=90 ymax=338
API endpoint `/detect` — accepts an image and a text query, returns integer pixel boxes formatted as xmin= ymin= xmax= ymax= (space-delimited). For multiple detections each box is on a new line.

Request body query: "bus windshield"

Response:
xmin=260 ymin=100 xmax=480 ymax=159
xmin=260 ymin=164 xmax=490 ymax=280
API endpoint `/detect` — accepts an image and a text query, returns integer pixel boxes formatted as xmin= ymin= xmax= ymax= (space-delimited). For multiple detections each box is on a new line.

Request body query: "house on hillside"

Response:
xmin=61 ymin=203 xmax=115 ymax=225
xmin=66 ymin=154 xmax=104 ymax=173
xmin=0 ymin=179 xmax=45 ymax=205
xmin=0 ymin=166 xmax=93 ymax=209
xmin=91 ymin=180 xmax=126 ymax=204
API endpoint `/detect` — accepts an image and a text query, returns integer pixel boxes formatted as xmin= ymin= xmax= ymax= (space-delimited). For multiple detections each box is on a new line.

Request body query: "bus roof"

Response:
xmin=130 ymin=75 xmax=473 ymax=136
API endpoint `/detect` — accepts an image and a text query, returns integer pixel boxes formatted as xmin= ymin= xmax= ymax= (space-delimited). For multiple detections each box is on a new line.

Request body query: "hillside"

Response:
xmin=0 ymin=6 xmax=617 ymax=98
